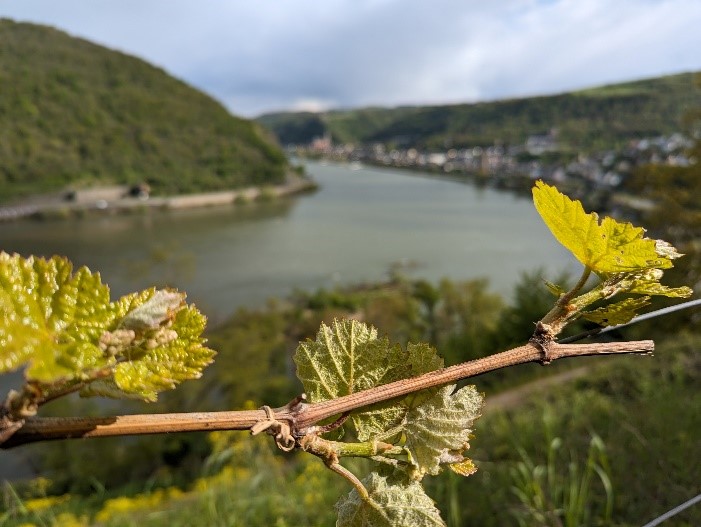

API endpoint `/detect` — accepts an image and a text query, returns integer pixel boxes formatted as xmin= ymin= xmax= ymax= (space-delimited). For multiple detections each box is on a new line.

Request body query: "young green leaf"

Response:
xmin=294 ymin=321 xmax=449 ymax=441
xmin=543 ymin=279 xmax=566 ymax=297
xmin=402 ymin=384 xmax=483 ymax=477
xmin=119 ymin=289 xmax=184 ymax=330
xmin=335 ymin=472 xmax=446 ymax=527
xmin=353 ymin=342 xmax=444 ymax=442
xmin=612 ymin=269 xmax=693 ymax=298
xmin=0 ymin=253 xmax=214 ymax=404
xmin=532 ymin=181 xmax=678 ymax=274
xmin=109 ymin=304 xmax=214 ymax=401
xmin=581 ymin=297 xmax=651 ymax=326
xmin=0 ymin=253 xmax=118 ymax=381
xmin=294 ymin=319 xmax=409 ymax=438
xmin=294 ymin=319 xmax=406 ymax=402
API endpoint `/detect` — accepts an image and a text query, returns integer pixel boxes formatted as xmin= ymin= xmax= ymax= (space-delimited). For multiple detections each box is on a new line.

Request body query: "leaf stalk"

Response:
xmin=540 ymin=266 xmax=592 ymax=334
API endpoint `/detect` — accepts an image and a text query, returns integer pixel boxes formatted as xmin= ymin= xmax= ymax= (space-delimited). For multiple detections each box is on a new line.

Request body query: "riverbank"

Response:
xmin=0 ymin=174 xmax=318 ymax=222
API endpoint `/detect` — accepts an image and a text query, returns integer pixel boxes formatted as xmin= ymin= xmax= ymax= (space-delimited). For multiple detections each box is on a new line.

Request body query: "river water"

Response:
xmin=0 ymin=162 xmax=577 ymax=479
xmin=0 ymin=162 xmax=576 ymax=322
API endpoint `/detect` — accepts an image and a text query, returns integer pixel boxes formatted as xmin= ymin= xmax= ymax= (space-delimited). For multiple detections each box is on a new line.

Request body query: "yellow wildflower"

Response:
xmin=23 ymin=495 xmax=69 ymax=512
xmin=51 ymin=512 xmax=89 ymax=527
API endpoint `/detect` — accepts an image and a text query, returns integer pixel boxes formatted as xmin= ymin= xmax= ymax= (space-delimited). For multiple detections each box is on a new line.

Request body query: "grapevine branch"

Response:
xmin=0 ymin=337 xmax=653 ymax=449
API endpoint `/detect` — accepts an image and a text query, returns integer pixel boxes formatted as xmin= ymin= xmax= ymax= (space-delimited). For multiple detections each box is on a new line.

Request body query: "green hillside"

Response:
xmin=0 ymin=19 xmax=288 ymax=201
xmin=258 ymin=72 xmax=701 ymax=150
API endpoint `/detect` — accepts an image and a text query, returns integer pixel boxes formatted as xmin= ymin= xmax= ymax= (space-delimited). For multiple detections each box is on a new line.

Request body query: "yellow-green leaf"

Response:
xmin=581 ymin=297 xmax=651 ymax=326
xmin=0 ymin=252 xmax=214 ymax=403
xmin=532 ymin=181 xmax=676 ymax=274
xmin=543 ymin=279 xmax=566 ymax=297
xmin=602 ymin=269 xmax=694 ymax=299
xmin=449 ymin=458 xmax=477 ymax=477
xmin=0 ymin=253 xmax=117 ymax=381
xmin=623 ymin=271 xmax=693 ymax=298
xmin=111 ymin=304 xmax=215 ymax=401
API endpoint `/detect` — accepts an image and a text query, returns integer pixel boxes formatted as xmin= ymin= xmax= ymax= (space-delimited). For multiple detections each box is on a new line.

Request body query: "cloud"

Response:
xmin=1 ymin=0 xmax=699 ymax=116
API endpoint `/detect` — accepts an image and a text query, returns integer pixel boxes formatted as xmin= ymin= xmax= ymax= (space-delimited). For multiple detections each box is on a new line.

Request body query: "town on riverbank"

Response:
xmin=292 ymin=130 xmax=694 ymax=212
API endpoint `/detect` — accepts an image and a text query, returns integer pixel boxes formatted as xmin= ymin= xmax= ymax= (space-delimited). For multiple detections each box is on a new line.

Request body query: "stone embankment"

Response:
xmin=0 ymin=175 xmax=317 ymax=222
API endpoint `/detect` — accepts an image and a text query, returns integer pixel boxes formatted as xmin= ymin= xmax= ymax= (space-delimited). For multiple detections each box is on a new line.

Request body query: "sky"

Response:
xmin=1 ymin=0 xmax=700 ymax=117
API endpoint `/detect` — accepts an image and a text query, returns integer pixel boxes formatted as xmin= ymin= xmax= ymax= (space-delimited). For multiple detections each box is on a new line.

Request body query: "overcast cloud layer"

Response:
xmin=1 ymin=0 xmax=700 ymax=117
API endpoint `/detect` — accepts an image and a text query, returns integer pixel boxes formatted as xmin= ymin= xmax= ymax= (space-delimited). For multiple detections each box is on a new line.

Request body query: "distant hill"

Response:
xmin=0 ymin=19 xmax=288 ymax=201
xmin=258 ymin=72 xmax=701 ymax=151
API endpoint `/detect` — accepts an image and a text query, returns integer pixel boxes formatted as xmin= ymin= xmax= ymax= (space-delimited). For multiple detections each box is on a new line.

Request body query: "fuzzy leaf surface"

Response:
xmin=294 ymin=321 xmax=446 ymax=440
xmin=353 ymin=342 xmax=444 ymax=441
xmin=402 ymin=384 xmax=483 ymax=476
xmin=532 ymin=181 xmax=676 ymax=274
xmin=294 ymin=319 xmax=405 ymax=401
xmin=335 ymin=472 xmax=446 ymax=527
xmin=294 ymin=319 xmax=409 ymax=437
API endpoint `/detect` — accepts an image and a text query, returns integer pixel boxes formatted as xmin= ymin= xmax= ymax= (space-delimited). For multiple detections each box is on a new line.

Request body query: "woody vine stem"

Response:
xmin=1 ymin=335 xmax=653 ymax=449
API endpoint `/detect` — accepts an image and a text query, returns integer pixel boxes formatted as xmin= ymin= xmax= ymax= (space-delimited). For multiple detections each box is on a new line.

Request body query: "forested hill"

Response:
xmin=0 ymin=19 xmax=288 ymax=201
xmin=258 ymin=72 xmax=701 ymax=151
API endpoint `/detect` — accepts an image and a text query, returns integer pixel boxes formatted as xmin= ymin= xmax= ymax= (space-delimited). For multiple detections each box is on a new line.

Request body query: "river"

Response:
xmin=0 ymin=162 xmax=575 ymax=324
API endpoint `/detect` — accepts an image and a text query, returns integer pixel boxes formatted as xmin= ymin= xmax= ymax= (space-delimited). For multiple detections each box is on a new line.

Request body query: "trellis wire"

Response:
xmin=558 ymin=298 xmax=701 ymax=344
xmin=640 ymin=492 xmax=701 ymax=527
